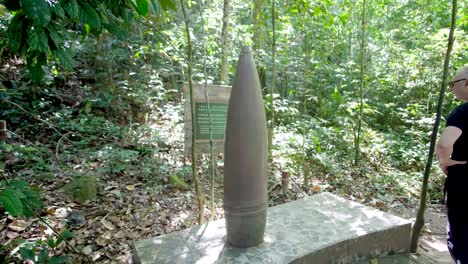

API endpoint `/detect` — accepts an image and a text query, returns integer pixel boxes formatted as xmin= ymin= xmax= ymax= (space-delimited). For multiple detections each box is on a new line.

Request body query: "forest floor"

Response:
xmin=389 ymin=206 xmax=452 ymax=264
xmin=0 ymin=167 xmax=451 ymax=264
xmin=0 ymin=172 xmax=451 ymax=263
xmin=0 ymin=103 xmax=451 ymax=263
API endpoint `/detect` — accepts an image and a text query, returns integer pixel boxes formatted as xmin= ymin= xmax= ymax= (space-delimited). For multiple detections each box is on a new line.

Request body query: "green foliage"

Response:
xmin=64 ymin=175 xmax=98 ymax=202
xmin=22 ymin=0 xmax=51 ymax=26
xmin=168 ymin=174 xmax=190 ymax=190
xmin=1 ymin=0 xmax=176 ymax=82
xmin=64 ymin=0 xmax=79 ymax=21
xmin=1 ymin=143 xmax=50 ymax=172
xmin=0 ymin=179 xmax=43 ymax=217
xmin=136 ymin=0 xmax=150 ymax=17
xmin=2 ymin=229 xmax=72 ymax=263
xmin=94 ymin=147 xmax=140 ymax=174
xmin=79 ymin=1 xmax=101 ymax=34
xmin=27 ymin=27 xmax=49 ymax=53
xmin=0 ymin=188 xmax=24 ymax=216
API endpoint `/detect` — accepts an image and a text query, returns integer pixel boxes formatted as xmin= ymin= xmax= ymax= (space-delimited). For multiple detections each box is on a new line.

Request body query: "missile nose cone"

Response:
xmin=241 ymin=46 xmax=251 ymax=53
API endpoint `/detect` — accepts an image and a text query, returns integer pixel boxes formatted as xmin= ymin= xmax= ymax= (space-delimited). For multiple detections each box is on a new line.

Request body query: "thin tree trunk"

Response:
xmin=197 ymin=0 xmax=216 ymax=222
xmin=302 ymin=29 xmax=309 ymax=189
xmin=348 ymin=6 xmax=354 ymax=61
xmin=252 ymin=0 xmax=265 ymax=51
xmin=410 ymin=0 xmax=457 ymax=252
xmin=354 ymin=0 xmax=366 ymax=166
xmin=95 ymin=33 xmax=104 ymax=83
xmin=268 ymin=0 xmax=276 ymax=161
xmin=180 ymin=0 xmax=205 ymax=225
xmin=219 ymin=0 xmax=230 ymax=84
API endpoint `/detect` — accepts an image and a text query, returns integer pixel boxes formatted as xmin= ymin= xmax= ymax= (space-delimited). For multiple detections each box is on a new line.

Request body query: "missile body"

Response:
xmin=224 ymin=46 xmax=268 ymax=248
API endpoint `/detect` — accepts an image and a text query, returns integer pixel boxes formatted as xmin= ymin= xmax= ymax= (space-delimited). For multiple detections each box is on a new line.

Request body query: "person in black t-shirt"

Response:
xmin=436 ymin=65 xmax=468 ymax=264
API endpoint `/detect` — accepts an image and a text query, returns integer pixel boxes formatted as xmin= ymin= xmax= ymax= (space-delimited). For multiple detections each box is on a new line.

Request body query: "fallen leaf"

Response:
xmin=101 ymin=219 xmax=116 ymax=231
xmin=8 ymin=219 xmax=32 ymax=232
xmin=108 ymin=216 xmax=120 ymax=223
xmin=6 ymin=231 xmax=19 ymax=239
xmin=113 ymin=231 xmax=126 ymax=239
xmin=96 ymin=236 xmax=108 ymax=246
xmin=312 ymin=184 xmax=321 ymax=193
xmin=375 ymin=202 xmax=386 ymax=209
xmin=104 ymin=185 xmax=119 ymax=191
xmin=82 ymin=245 xmax=93 ymax=255
xmin=110 ymin=190 xmax=122 ymax=198
xmin=126 ymin=185 xmax=135 ymax=191
xmin=102 ymin=231 xmax=113 ymax=240
xmin=92 ymin=252 xmax=101 ymax=261
xmin=46 ymin=207 xmax=57 ymax=215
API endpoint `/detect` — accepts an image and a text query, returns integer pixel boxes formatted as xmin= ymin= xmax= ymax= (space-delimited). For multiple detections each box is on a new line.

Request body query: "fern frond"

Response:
xmin=0 ymin=188 xmax=25 ymax=216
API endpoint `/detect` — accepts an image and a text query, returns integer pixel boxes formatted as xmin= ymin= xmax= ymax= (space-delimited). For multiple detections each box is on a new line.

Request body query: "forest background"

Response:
xmin=0 ymin=0 xmax=467 ymax=262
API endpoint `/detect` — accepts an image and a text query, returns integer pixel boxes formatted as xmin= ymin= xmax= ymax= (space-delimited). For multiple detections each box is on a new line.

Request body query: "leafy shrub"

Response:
xmin=6 ymin=144 xmax=50 ymax=172
xmin=90 ymin=146 xmax=140 ymax=174
xmin=1 ymin=230 xmax=73 ymax=264
xmin=0 ymin=179 xmax=42 ymax=217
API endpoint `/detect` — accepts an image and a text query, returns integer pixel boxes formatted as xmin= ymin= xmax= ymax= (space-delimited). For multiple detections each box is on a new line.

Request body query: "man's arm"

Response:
xmin=436 ymin=126 xmax=466 ymax=175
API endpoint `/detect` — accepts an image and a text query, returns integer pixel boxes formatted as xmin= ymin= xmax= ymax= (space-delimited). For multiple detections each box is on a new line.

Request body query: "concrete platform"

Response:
xmin=355 ymin=252 xmax=452 ymax=264
xmin=133 ymin=192 xmax=411 ymax=264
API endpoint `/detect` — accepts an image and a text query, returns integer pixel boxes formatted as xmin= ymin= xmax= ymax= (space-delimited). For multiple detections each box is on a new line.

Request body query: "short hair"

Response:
xmin=454 ymin=65 xmax=468 ymax=80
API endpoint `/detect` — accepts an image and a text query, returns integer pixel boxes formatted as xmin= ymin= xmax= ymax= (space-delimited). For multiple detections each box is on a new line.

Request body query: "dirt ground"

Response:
xmin=390 ymin=204 xmax=453 ymax=264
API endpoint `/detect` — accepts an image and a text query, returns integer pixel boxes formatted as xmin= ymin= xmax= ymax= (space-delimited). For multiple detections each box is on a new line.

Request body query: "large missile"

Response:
xmin=224 ymin=46 xmax=268 ymax=248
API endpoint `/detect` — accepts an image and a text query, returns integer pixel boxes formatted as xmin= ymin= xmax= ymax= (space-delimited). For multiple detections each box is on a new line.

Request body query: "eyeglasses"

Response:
xmin=449 ymin=78 xmax=467 ymax=89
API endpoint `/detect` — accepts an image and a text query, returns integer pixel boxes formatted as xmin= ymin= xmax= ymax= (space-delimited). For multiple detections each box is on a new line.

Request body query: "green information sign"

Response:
xmin=195 ymin=103 xmax=228 ymax=140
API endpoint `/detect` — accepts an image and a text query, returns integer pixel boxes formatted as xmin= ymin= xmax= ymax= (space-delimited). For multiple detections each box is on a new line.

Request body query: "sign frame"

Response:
xmin=183 ymin=83 xmax=231 ymax=154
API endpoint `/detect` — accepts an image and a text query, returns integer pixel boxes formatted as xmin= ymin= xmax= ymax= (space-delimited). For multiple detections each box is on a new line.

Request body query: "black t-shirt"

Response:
xmin=446 ymin=102 xmax=468 ymax=162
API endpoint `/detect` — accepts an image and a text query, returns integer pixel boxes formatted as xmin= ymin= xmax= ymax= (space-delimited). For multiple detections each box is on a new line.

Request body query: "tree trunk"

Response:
xmin=95 ymin=33 xmax=104 ymax=83
xmin=252 ymin=0 xmax=265 ymax=51
xmin=219 ymin=0 xmax=231 ymax=84
xmin=354 ymin=0 xmax=366 ymax=166
xmin=180 ymin=0 xmax=205 ymax=225
xmin=302 ymin=23 xmax=309 ymax=190
xmin=268 ymin=0 xmax=276 ymax=161
xmin=198 ymin=0 xmax=217 ymax=222
xmin=410 ymin=0 xmax=458 ymax=253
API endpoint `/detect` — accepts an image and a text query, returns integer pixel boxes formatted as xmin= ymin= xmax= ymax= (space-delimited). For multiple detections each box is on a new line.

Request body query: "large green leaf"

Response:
xmin=48 ymin=256 xmax=70 ymax=264
xmin=135 ymin=0 xmax=150 ymax=16
xmin=64 ymin=0 xmax=79 ymax=21
xmin=9 ymin=180 xmax=29 ymax=189
xmin=55 ymin=229 xmax=73 ymax=246
xmin=27 ymin=52 xmax=47 ymax=83
xmin=79 ymin=2 xmax=101 ymax=32
xmin=158 ymin=0 xmax=175 ymax=10
xmin=56 ymin=48 xmax=74 ymax=70
xmin=0 ymin=188 xmax=25 ymax=216
xmin=47 ymin=25 xmax=63 ymax=49
xmin=37 ymin=248 xmax=49 ymax=264
xmin=6 ymin=12 xmax=25 ymax=53
xmin=51 ymin=3 xmax=66 ymax=18
xmin=21 ymin=0 xmax=51 ymax=26
xmin=19 ymin=247 xmax=35 ymax=261
xmin=103 ymin=22 xmax=128 ymax=40
xmin=28 ymin=27 xmax=49 ymax=53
